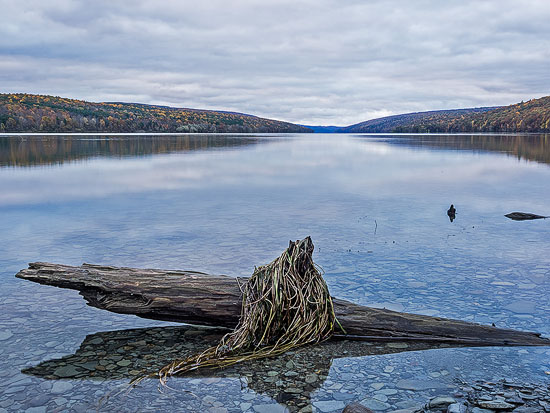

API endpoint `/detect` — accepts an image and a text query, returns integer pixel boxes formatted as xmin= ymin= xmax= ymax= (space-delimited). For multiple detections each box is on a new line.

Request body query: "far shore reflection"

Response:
xmin=379 ymin=133 xmax=550 ymax=166
xmin=0 ymin=134 xmax=263 ymax=167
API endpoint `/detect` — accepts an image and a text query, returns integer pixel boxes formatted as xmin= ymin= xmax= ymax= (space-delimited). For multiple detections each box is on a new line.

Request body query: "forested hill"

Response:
xmin=340 ymin=107 xmax=498 ymax=133
xmin=3 ymin=93 xmax=549 ymax=134
xmin=0 ymin=94 xmax=312 ymax=133
xmin=341 ymin=96 xmax=550 ymax=133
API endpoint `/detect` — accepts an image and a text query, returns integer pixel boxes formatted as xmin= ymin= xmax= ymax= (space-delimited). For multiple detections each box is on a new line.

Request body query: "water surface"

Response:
xmin=1 ymin=133 xmax=549 ymax=412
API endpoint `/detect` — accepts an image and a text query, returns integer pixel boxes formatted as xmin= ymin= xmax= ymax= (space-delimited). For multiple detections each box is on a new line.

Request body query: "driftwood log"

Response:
xmin=16 ymin=262 xmax=550 ymax=347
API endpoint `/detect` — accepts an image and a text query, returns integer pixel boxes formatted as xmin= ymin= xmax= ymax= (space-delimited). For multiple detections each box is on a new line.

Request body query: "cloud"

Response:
xmin=1 ymin=0 xmax=549 ymax=125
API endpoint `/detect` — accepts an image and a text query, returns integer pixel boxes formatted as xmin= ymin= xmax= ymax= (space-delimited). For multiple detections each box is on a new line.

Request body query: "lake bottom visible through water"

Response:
xmin=0 ymin=133 xmax=549 ymax=412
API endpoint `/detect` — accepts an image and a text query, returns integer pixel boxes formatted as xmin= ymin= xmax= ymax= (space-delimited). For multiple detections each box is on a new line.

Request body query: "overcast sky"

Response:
xmin=1 ymin=0 xmax=549 ymax=125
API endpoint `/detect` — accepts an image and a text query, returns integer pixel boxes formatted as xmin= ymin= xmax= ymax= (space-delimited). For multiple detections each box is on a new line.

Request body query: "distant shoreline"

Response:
xmin=1 ymin=93 xmax=549 ymax=134
xmin=0 ymin=132 xmax=546 ymax=137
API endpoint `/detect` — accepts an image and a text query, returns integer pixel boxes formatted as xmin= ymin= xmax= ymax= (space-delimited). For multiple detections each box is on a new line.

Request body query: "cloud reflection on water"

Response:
xmin=0 ymin=135 xmax=548 ymax=212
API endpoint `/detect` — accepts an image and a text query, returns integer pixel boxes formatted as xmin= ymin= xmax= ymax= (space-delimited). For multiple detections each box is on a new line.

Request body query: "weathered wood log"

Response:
xmin=16 ymin=262 xmax=550 ymax=346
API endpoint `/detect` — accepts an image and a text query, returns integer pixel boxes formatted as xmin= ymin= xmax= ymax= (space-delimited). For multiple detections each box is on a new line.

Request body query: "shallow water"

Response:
xmin=0 ymin=133 xmax=549 ymax=412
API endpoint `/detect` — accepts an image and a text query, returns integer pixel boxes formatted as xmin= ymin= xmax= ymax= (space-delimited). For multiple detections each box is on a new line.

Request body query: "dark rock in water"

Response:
xmin=447 ymin=204 xmax=457 ymax=222
xmin=505 ymin=212 xmax=548 ymax=221
xmin=428 ymin=395 xmax=456 ymax=409
xmin=458 ymin=379 xmax=550 ymax=413
xmin=342 ymin=402 xmax=374 ymax=413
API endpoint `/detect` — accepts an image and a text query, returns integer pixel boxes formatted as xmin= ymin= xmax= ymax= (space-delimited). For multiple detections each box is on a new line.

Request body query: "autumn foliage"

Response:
xmin=343 ymin=97 xmax=550 ymax=133
xmin=0 ymin=94 xmax=311 ymax=133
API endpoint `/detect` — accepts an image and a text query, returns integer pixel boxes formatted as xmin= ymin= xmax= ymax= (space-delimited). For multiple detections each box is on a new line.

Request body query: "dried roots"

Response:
xmin=156 ymin=236 xmax=343 ymax=384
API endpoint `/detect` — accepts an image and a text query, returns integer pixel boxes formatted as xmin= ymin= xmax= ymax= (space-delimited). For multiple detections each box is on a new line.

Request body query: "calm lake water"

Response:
xmin=0 ymin=133 xmax=549 ymax=412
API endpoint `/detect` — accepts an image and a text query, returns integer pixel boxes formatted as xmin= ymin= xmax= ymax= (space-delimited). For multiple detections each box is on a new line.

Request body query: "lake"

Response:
xmin=0 ymin=133 xmax=549 ymax=412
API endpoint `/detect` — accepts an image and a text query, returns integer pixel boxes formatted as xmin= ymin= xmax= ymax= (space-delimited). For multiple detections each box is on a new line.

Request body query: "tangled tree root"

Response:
xmin=154 ymin=236 xmax=343 ymax=385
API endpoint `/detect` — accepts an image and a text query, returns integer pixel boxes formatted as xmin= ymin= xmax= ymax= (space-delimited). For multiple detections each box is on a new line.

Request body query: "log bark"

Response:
xmin=16 ymin=261 xmax=550 ymax=347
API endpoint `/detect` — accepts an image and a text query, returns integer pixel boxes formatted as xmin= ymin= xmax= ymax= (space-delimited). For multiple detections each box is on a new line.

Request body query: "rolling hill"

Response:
xmin=339 ymin=96 xmax=550 ymax=133
xmin=2 ymin=93 xmax=550 ymax=134
xmin=340 ymin=107 xmax=498 ymax=133
xmin=0 ymin=94 xmax=311 ymax=133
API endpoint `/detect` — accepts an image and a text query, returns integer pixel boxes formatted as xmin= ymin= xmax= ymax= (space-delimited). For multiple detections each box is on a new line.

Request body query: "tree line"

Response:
xmin=342 ymin=97 xmax=550 ymax=133
xmin=0 ymin=94 xmax=311 ymax=133
xmin=393 ymin=98 xmax=550 ymax=133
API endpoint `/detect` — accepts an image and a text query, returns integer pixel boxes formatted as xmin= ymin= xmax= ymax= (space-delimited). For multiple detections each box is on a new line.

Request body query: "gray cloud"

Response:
xmin=1 ymin=0 xmax=549 ymax=125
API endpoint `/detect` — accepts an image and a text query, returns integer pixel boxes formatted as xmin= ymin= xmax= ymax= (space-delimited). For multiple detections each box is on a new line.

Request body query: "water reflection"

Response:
xmin=1 ymin=133 xmax=550 ymax=168
xmin=379 ymin=134 xmax=550 ymax=166
xmin=0 ymin=135 xmax=263 ymax=167
xmin=23 ymin=325 xmax=448 ymax=411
